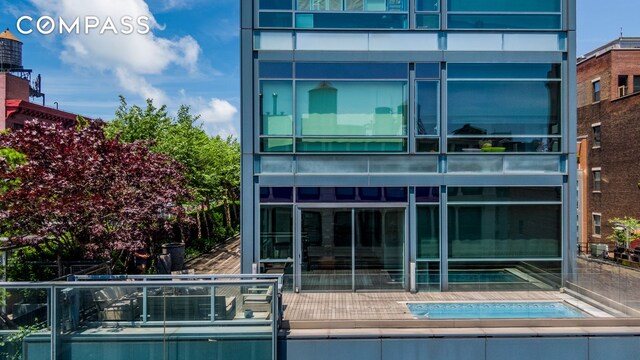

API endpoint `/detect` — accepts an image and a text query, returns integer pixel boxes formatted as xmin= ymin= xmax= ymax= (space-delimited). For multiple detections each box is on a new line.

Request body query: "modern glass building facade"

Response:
xmin=241 ymin=0 xmax=577 ymax=292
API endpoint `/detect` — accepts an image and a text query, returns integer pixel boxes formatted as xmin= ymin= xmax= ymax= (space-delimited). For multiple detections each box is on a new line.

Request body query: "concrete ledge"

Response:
xmin=283 ymin=318 xmax=640 ymax=330
xmin=282 ymin=326 xmax=640 ymax=340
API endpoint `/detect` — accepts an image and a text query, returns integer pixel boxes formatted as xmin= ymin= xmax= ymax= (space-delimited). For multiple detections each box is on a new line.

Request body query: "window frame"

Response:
xmin=592 ymin=79 xmax=601 ymax=103
xmin=592 ymin=168 xmax=601 ymax=193
xmin=592 ymin=213 xmax=602 ymax=237
xmin=592 ymin=123 xmax=601 ymax=148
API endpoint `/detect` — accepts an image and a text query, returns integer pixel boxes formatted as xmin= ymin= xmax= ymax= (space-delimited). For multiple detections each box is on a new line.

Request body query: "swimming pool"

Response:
xmin=407 ymin=302 xmax=586 ymax=319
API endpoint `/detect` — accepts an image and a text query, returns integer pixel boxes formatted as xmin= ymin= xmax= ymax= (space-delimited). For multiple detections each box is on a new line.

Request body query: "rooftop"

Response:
xmin=578 ymin=37 xmax=640 ymax=64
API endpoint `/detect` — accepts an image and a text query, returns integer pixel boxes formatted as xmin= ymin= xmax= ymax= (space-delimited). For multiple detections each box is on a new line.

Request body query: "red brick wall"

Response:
xmin=1 ymin=73 xmax=30 ymax=130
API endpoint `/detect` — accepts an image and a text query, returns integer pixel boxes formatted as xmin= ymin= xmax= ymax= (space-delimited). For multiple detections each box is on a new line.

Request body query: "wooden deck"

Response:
xmin=282 ymin=291 xmax=565 ymax=321
xmin=184 ymin=235 xmax=241 ymax=274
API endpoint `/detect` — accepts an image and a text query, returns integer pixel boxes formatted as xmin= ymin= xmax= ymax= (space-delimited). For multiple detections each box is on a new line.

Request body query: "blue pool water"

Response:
xmin=407 ymin=302 xmax=586 ymax=319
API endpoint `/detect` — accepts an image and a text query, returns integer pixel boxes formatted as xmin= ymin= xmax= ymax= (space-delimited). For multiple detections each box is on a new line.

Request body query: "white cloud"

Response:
xmin=197 ymin=98 xmax=237 ymax=124
xmin=178 ymin=91 xmax=239 ymax=137
xmin=29 ymin=0 xmax=201 ymax=105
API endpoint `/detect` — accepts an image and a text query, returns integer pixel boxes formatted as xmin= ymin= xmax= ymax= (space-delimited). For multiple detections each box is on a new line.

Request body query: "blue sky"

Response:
xmin=0 ymin=0 xmax=638 ymax=136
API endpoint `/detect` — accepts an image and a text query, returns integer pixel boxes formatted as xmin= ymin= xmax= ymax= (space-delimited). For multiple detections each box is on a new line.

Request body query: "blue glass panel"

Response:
xmin=448 ymin=187 xmax=561 ymax=202
xmin=416 ymin=14 xmax=440 ymax=29
xmin=261 ymin=81 xmax=293 ymax=135
xmin=297 ymin=0 xmax=408 ymax=11
xmin=447 ymin=137 xmax=561 ymax=153
xmin=260 ymin=62 xmax=293 ymax=78
xmin=260 ymin=0 xmax=293 ymax=10
xmin=384 ymin=187 xmax=408 ymax=202
xmin=336 ymin=187 xmax=356 ymax=200
xmin=297 ymin=187 xmax=321 ymax=201
xmin=416 ymin=138 xmax=439 ymax=152
xmin=260 ymin=12 xmax=293 ymax=28
xmin=416 ymin=81 xmax=439 ymax=136
xmin=296 ymin=63 xmax=408 ymax=79
xmin=448 ymin=14 xmax=561 ymax=30
xmin=448 ymin=0 xmax=560 ymax=12
xmin=416 ymin=187 xmax=439 ymax=202
xmin=416 ymin=63 xmax=440 ymax=79
xmin=417 ymin=0 xmax=439 ymax=11
xmin=296 ymin=13 xmax=408 ymax=29
xmin=448 ymin=81 xmax=561 ymax=136
xmin=359 ymin=187 xmax=382 ymax=201
xmin=448 ymin=64 xmax=561 ymax=79
xmin=260 ymin=187 xmax=294 ymax=202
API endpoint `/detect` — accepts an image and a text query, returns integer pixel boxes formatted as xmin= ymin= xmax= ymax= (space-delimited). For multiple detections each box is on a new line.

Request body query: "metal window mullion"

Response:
xmin=440 ymin=186 xmax=448 ymax=291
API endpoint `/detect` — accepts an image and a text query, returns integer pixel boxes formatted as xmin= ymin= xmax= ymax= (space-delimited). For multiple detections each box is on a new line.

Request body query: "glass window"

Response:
xmin=260 ymin=206 xmax=294 ymax=260
xmin=296 ymin=187 xmax=408 ymax=202
xmin=634 ymin=75 xmax=640 ymax=93
xmin=259 ymin=12 xmax=293 ymax=28
xmin=260 ymin=0 xmax=293 ymax=10
xmin=296 ymin=81 xmax=407 ymax=136
xmin=593 ymin=214 xmax=601 ymax=235
xmin=261 ymin=81 xmax=293 ymax=136
xmin=417 ymin=0 xmax=439 ymax=11
xmin=296 ymin=138 xmax=407 ymax=152
xmin=448 ymin=0 xmax=560 ymax=12
xmin=416 ymin=63 xmax=440 ymax=79
xmin=261 ymin=138 xmax=294 ymax=152
xmin=448 ymin=63 xmax=561 ymax=79
xmin=297 ymin=0 xmax=407 ymax=11
xmin=260 ymin=187 xmax=294 ymax=202
xmin=448 ymin=187 xmax=561 ymax=202
xmin=297 ymin=0 xmax=342 ymax=10
xmin=448 ymin=261 xmax=561 ymax=291
xmin=618 ymin=75 xmax=629 ymax=97
xmin=447 ymin=81 xmax=561 ymax=152
xmin=416 ymin=14 xmax=440 ymax=29
xmin=416 ymin=262 xmax=440 ymax=291
xmin=448 ymin=14 xmax=560 ymax=30
xmin=296 ymin=62 xmax=408 ymax=79
xmin=592 ymin=170 xmax=601 ymax=192
xmin=593 ymin=80 xmax=601 ymax=102
xmin=259 ymin=62 xmax=293 ymax=79
xmin=416 ymin=81 xmax=439 ymax=136
xmin=448 ymin=204 xmax=562 ymax=259
xmin=417 ymin=205 xmax=439 ymax=259
xmin=593 ymin=125 xmax=601 ymax=147
xmin=416 ymin=187 xmax=440 ymax=202
xmin=295 ymin=12 xmax=408 ymax=29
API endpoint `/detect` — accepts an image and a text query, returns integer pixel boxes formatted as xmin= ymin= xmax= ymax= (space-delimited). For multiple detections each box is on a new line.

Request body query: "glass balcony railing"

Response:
xmin=0 ymin=275 xmax=281 ymax=360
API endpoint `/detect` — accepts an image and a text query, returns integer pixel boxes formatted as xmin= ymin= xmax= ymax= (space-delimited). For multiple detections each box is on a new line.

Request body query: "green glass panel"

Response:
xmin=448 ymin=14 xmax=561 ymax=30
xmin=297 ymin=0 xmax=342 ymax=10
xmin=260 ymin=206 xmax=294 ymax=260
xmin=261 ymin=138 xmax=293 ymax=152
xmin=417 ymin=205 xmax=439 ymax=259
xmin=416 ymin=14 xmax=440 ymax=29
xmin=417 ymin=0 xmax=439 ymax=11
xmin=295 ymin=13 xmax=408 ymax=29
xmin=261 ymin=81 xmax=293 ymax=136
xmin=296 ymin=81 xmax=407 ymax=136
xmin=448 ymin=205 xmax=561 ymax=259
xmin=448 ymin=0 xmax=560 ymax=12
xmin=296 ymin=138 xmax=406 ymax=152
xmin=448 ymin=261 xmax=561 ymax=291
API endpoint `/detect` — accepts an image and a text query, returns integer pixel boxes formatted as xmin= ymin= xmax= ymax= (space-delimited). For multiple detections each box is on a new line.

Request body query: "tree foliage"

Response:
xmin=106 ymin=97 xmax=240 ymax=231
xmin=0 ymin=121 xmax=191 ymax=262
xmin=608 ymin=217 xmax=640 ymax=248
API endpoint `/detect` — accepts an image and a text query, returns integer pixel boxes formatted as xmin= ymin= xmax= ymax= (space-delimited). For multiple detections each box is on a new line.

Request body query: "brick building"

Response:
xmin=577 ymin=37 xmax=640 ymax=252
xmin=1 ymin=28 xmax=82 ymax=130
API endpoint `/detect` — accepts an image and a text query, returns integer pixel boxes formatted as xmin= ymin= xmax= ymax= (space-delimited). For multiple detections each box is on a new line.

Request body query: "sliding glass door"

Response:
xmin=298 ymin=207 xmax=405 ymax=291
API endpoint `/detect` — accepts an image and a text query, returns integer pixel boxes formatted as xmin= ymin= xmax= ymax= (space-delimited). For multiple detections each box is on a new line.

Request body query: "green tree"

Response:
xmin=106 ymin=97 xmax=240 ymax=242
xmin=608 ymin=217 xmax=640 ymax=249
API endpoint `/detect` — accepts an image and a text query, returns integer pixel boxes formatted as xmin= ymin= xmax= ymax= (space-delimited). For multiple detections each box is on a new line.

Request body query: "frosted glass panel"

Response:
xmin=369 ymin=33 xmax=438 ymax=51
xmin=255 ymin=32 xmax=293 ymax=50
xmin=369 ymin=156 xmax=438 ymax=173
xmin=297 ymin=156 xmax=368 ymax=173
xmin=503 ymin=33 xmax=560 ymax=51
xmin=503 ymin=156 xmax=561 ymax=173
xmin=259 ymin=156 xmax=294 ymax=173
xmin=296 ymin=81 xmax=407 ymax=136
xmin=448 ymin=155 xmax=502 ymax=173
xmin=447 ymin=33 xmax=502 ymax=51
xmin=296 ymin=32 xmax=368 ymax=50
